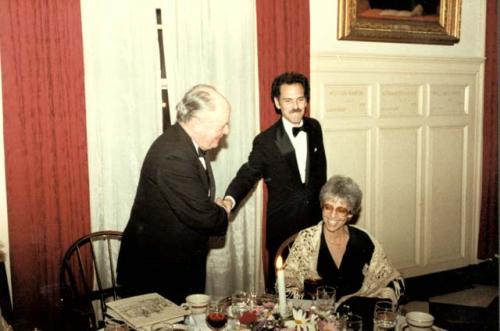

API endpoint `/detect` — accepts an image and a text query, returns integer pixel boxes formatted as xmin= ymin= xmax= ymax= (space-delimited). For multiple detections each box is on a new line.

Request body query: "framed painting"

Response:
xmin=338 ymin=0 xmax=461 ymax=45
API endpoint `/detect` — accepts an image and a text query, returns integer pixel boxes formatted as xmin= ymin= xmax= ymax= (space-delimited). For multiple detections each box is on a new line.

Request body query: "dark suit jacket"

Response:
xmin=226 ymin=117 xmax=327 ymax=252
xmin=117 ymin=123 xmax=228 ymax=302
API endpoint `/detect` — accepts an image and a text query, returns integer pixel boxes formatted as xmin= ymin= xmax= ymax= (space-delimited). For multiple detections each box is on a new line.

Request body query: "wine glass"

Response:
xmin=345 ymin=314 xmax=363 ymax=331
xmin=231 ymin=291 xmax=249 ymax=308
xmin=231 ymin=291 xmax=251 ymax=328
xmin=303 ymin=277 xmax=323 ymax=300
xmin=318 ymin=312 xmax=345 ymax=331
xmin=205 ymin=303 xmax=228 ymax=331
xmin=314 ymin=286 xmax=336 ymax=319
xmin=373 ymin=300 xmax=397 ymax=330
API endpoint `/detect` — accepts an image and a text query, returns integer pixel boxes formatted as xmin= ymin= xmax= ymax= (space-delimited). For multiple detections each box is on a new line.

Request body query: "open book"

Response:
xmin=106 ymin=293 xmax=189 ymax=329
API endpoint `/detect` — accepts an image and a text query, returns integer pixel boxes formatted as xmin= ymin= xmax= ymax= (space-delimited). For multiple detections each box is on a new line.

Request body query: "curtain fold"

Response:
xmin=0 ymin=0 xmax=90 ymax=328
xmin=165 ymin=0 xmax=263 ymax=298
xmin=0 ymin=47 xmax=11 ymax=311
xmin=255 ymin=0 xmax=310 ymax=281
xmin=81 ymin=0 xmax=163 ymax=233
xmin=477 ymin=0 xmax=498 ymax=259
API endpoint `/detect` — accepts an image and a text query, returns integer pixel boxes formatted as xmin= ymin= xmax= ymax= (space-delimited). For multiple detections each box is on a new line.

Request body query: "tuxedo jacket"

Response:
xmin=117 ymin=123 xmax=228 ymax=296
xmin=225 ymin=117 xmax=327 ymax=251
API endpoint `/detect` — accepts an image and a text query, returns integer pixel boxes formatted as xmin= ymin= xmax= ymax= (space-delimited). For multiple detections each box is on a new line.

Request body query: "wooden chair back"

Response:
xmin=59 ymin=230 xmax=123 ymax=330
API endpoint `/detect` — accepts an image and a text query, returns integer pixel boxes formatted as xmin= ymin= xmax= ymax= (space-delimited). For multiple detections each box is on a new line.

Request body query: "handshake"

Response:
xmin=215 ymin=196 xmax=234 ymax=216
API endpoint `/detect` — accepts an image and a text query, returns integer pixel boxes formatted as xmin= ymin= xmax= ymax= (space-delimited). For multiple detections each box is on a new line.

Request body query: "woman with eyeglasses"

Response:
xmin=281 ymin=175 xmax=404 ymax=325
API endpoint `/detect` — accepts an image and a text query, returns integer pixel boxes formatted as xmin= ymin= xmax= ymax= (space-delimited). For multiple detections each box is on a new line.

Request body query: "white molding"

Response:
xmin=311 ymin=53 xmax=485 ymax=74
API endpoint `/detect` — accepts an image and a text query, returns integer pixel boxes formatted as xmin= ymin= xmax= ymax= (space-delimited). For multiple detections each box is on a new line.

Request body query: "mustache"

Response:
xmin=290 ymin=108 xmax=302 ymax=113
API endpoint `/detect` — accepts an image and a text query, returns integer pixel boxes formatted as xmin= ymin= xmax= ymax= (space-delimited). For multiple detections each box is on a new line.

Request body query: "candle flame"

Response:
xmin=276 ymin=255 xmax=283 ymax=269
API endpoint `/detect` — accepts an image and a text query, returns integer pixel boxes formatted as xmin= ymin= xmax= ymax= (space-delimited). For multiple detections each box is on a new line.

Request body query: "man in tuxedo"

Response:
xmin=117 ymin=84 xmax=231 ymax=304
xmin=223 ymin=72 xmax=327 ymax=291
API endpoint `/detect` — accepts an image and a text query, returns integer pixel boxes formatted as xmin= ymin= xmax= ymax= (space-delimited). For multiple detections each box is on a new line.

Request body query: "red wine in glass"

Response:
xmin=206 ymin=312 xmax=228 ymax=330
xmin=303 ymin=277 xmax=323 ymax=300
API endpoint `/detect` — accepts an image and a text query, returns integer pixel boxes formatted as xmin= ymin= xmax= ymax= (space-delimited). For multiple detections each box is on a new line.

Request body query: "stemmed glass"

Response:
xmin=345 ymin=314 xmax=363 ymax=331
xmin=205 ymin=303 xmax=228 ymax=331
xmin=373 ymin=300 xmax=397 ymax=330
xmin=314 ymin=286 xmax=336 ymax=319
xmin=231 ymin=291 xmax=251 ymax=329
xmin=232 ymin=291 xmax=249 ymax=308
xmin=303 ymin=277 xmax=323 ymax=300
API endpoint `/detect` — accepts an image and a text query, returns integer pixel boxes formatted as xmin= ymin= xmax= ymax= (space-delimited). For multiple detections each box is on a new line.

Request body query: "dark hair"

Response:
xmin=270 ymin=72 xmax=310 ymax=114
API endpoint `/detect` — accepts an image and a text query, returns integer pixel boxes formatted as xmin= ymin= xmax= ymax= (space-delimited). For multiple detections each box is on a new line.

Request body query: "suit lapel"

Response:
xmin=174 ymin=124 xmax=212 ymax=199
xmin=304 ymin=118 xmax=324 ymax=186
xmin=203 ymin=152 xmax=215 ymax=201
xmin=304 ymin=119 xmax=313 ymax=184
xmin=274 ymin=120 xmax=303 ymax=184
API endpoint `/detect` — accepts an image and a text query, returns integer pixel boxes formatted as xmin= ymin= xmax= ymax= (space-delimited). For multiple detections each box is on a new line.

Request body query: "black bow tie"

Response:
xmin=197 ymin=148 xmax=207 ymax=157
xmin=292 ymin=125 xmax=307 ymax=137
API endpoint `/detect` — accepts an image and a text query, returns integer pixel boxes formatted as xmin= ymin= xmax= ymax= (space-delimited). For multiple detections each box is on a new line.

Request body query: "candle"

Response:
xmin=276 ymin=255 xmax=287 ymax=317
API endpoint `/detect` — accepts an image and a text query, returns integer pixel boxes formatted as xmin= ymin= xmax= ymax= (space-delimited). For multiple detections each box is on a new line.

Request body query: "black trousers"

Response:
xmin=121 ymin=254 xmax=207 ymax=305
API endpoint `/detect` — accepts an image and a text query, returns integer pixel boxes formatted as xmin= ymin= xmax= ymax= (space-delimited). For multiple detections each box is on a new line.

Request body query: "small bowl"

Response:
xmin=405 ymin=311 xmax=434 ymax=330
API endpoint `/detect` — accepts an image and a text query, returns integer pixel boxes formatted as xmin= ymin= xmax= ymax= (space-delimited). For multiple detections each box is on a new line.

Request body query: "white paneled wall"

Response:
xmin=311 ymin=54 xmax=483 ymax=278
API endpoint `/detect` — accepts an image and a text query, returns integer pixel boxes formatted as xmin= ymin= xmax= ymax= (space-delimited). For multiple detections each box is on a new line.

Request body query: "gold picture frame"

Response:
xmin=338 ymin=0 xmax=461 ymax=45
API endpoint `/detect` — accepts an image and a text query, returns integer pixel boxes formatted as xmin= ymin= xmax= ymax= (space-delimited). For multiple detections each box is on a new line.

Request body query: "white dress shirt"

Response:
xmin=282 ymin=118 xmax=307 ymax=184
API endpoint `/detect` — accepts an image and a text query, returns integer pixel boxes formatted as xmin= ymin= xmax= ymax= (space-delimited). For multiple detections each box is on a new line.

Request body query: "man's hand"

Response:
xmin=215 ymin=197 xmax=232 ymax=215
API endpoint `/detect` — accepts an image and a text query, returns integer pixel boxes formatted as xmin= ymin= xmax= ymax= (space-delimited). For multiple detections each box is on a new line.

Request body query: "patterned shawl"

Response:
xmin=282 ymin=222 xmax=404 ymax=307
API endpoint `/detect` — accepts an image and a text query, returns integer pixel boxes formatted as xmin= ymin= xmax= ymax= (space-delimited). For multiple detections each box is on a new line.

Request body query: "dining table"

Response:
xmin=100 ymin=295 xmax=447 ymax=331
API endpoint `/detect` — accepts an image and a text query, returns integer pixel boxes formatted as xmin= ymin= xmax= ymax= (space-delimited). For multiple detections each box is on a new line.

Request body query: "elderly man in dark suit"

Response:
xmin=223 ymin=72 xmax=327 ymax=292
xmin=117 ymin=84 xmax=231 ymax=304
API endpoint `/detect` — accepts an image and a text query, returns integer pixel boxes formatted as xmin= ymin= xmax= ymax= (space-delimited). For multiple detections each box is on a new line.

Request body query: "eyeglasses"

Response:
xmin=322 ymin=204 xmax=351 ymax=217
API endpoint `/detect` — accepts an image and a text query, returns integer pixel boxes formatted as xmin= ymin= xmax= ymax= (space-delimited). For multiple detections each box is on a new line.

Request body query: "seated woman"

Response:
xmin=282 ymin=175 xmax=404 ymax=325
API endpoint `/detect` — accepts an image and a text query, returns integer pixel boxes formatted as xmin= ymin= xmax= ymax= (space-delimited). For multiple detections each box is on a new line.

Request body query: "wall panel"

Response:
xmin=311 ymin=54 xmax=483 ymax=277
xmin=377 ymin=127 xmax=420 ymax=268
xmin=428 ymin=126 xmax=468 ymax=263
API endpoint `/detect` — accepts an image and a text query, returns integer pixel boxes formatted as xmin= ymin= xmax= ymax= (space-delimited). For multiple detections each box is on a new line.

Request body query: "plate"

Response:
xmin=400 ymin=322 xmax=439 ymax=330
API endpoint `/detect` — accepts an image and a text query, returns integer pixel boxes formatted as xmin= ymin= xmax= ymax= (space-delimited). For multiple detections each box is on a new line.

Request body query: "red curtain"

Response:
xmin=477 ymin=0 xmax=498 ymax=259
xmin=0 ymin=0 xmax=91 ymax=328
xmin=256 ymin=0 xmax=310 ymax=279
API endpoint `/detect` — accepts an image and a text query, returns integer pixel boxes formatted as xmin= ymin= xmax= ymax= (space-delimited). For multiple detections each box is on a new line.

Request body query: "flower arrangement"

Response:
xmin=283 ymin=307 xmax=319 ymax=331
xmin=248 ymin=307 xmax=320 ymax=331
xmin=225 ymin=293 xmax=342 ymax=331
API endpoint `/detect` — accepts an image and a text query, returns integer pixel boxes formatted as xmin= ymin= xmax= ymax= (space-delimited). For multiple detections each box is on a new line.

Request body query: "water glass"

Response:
xmin=373 ymin=300 xmax=397 ymax=330
xmin=314 ymin=286 xmax=336 ymax=318
xmin=345 ymin=314 xmax=363 ymax=331
xmin=232 ymin=291 xmax=249 ymax=308
xmin=303 ymin=277 xmax=323 ymax=300
xmin=317 ymin=312 xmax=345 ymax=331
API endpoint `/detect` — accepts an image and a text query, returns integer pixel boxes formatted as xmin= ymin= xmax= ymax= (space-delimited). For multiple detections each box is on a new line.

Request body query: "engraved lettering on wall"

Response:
xmin=430 ymin=85 xmax=467 ymax=115
xmin=380 ymin=84 xmax=422 ymax=116
xmin=324 ymin=85 xmax=370 ymax=116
